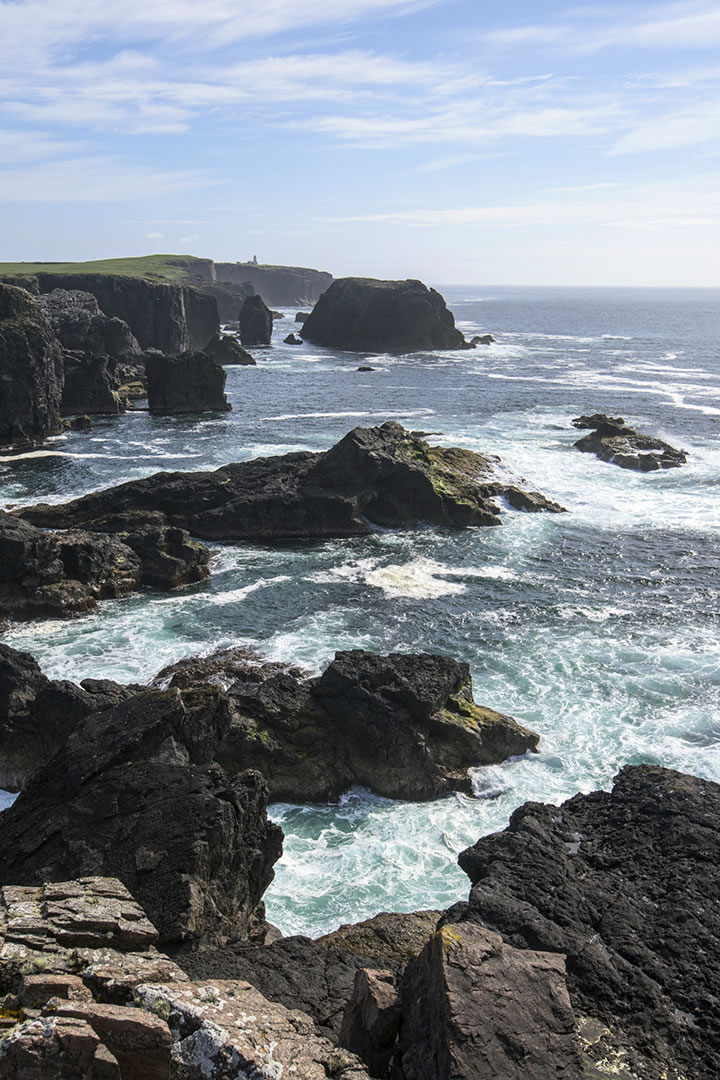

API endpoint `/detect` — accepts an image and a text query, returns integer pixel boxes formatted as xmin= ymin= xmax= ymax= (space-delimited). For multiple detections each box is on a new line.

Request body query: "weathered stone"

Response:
xmin=18 ymin=422 xmax=565 ymax=542
xmin=135 ymin=980 xmax=370 ymax=1079
xmin=79 ymin=949 xmax=188 ymax=1005
xmin=339 ymin=969 xmax=401 ymax=1077
xmin=0 ymin=1015 xmax=121 ymax=1079
xmin=203 ymin=332 xmax=255 ymax=366
xmin=571 ymin=414 xmax=687 ymax=470
xmin=300 ymin=277 xmax=469 ymax=352
xmin=0 ymin=284 xmax=64 ymax=448
xmin=238 ymin=294 xmax=273 ymax=346
xmin=19 ymin=973 xmax=93 ymax=1008
xmin=146 ymin=351 xmax=231 ymax=415
xmin=317 ymin=910 xmax=440 ymax=968
xmin=399 ymin=923 xmax=582 ymax=1080
xmin=51 ymin=1002 xmax=172 ymax=1080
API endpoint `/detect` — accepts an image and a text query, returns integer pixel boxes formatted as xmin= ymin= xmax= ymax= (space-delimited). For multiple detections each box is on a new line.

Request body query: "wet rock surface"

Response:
xmin=456 ymin=765 xmax=720 ymax=1080
xmin=145 ymin=350 xmax=231 ymax=414
xmin=0 ymin=284 xmax=64 ymax=448
xmin=571 ymin=414 xmax=687 ymax=470
xmin=300 ymin=277 xmax=469 ymax=353
xmin=17 ymin=421 xmax=565 ymax=542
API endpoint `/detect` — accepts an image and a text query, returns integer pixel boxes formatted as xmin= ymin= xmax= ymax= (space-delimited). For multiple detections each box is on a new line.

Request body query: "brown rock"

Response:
xmin=51 ymin=1002 xmax=172 ymax=1080
xmin=339 ymin=969 xmax=401 ymax=1077
xmin=0 ymin=1015 xmax=121 ymax=1079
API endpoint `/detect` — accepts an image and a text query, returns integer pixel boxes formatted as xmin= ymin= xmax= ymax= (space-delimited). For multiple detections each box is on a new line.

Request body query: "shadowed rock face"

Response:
xmin=571 ymin=414 xmax=687 ymax=470
xmin=300 ymin=277 xmax=469 ymax=353
xmin=238 ymin=294 xmax=273 ymax=346
xmin=145 ymin=350 xmax=231 ymax=414
xmin=455 ymin=765 xmax=720 ymax=1080
xmin=204 ymin=332 xmax=255 ymax=366
xmin=0 ymin=284 xmax=64 ymax=448
xmin=16 ymin=422 xmax=565 ymax=542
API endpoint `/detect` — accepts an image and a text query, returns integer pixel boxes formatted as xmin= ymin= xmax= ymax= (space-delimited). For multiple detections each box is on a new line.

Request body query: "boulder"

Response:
xmin=0 ymin=284 xmax=64 ymax=448
xmin=283 ymin=332 xmax=303 ymax=344
xmin=295 ymin=311 xmax=309 ymax=323
xmin=17 ymin=422 xmax=565 ymax=542
xmin=203 ymin=332 xmax=255 ymax=366
xmin=0 ymin=509 xmax=210 ymax=624
xmin=238 ymin=294 xmax=273 ymax=346
xmin=300 ymin=277 xmax=469 ymax=352
xmin=145 ymin=350 xmax=231 ymax=414
xmin=399 ymin=923 xmax=582 ymax=1080
xmin=0 ymin=689 xmax=283 ymax=951
xmin=469 ymin=334 xmax=494 ymax=345
xmin=571 ymin=414 xmax=687 ymax=470
xmin=456 ymin=766 xmax=720 ymax=1080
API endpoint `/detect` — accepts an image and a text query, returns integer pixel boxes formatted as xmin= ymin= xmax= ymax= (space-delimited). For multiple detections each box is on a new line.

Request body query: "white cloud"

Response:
xmin=611 ymin=99 xmax=720 ymax=152
xmin=0 ymin=157 xmax=211 ymax=201
xmin=145 ymin=231 xmax=164 ymax=239
xmin=178 ymin=234 xmax=200 ymax=244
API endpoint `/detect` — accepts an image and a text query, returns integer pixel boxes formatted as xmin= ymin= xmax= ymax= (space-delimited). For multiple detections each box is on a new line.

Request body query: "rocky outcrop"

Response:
xmin=204 ymin=333 xmax=255 ymax=366
xmin=0 ymin=689 xmax=283 ymax=950
xmin=300 ymin=278 xmax=469 ymax=353
xmin=215 ymin=263 xmax=333 ymax=306
xmin=571 ymin=414 xmax=687 ymax=470
xmin=0 ymin=284 xmax=64 ymax=448
xmin=399 ymin=923 xmax=582 ymax=1080
xmin=456 ymin=765 xmax=720 ymax=1080
xmin=145 ymin=351 xmax=231 ymax=415
xmin=284 ymin=332 xmax=303 ymax=344
xmin=238 ymin=294 xmax=273 ymax=346
xmin=0 ymin=509 xmax=210 ymax=624
xmin=16 ymin=274 xmax=220 ymax=355
xmin=191 ymin=279 xmax=254 ymax=322
xmin=17 ymin=422 xmax=565 ymax=542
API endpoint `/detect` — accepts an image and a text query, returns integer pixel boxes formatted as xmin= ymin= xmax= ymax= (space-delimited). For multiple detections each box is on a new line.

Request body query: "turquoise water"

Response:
xmin=2 ymin=286 xmax=719 ymax=936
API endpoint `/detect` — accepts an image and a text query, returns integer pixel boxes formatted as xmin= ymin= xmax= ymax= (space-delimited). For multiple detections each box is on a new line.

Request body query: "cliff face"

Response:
xmin=0 ymin=284 xmax=64 ymax=448
xmin=214 ymin=263 xmax=332 ymax=306
xmin=24 ymin=273 xmax=219 ymax=355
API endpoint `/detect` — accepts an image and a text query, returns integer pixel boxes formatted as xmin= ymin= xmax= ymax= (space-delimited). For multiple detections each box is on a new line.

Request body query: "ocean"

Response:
xmin=2 ymin=284 xmax=719 ymax=937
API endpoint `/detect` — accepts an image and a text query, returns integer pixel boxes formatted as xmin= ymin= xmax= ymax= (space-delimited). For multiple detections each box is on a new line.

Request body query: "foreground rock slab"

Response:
xmin=18 ymin=422 xmax=565 ymax=541
xmin=457 ymin=765 xmax=720 ymax=1080
xmin=572 ymin=414 xmax=687 ymax=470
xmin=300 ymin=277 xmax=469 ymax=352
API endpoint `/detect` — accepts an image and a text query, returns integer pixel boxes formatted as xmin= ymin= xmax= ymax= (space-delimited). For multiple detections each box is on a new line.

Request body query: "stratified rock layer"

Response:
xmin=571 ymin=414 xmax=687 ymax=470
xmin=17 ymin=422 xmax=565 ymax=541
xmin=300 ymin=278 xmax=468 ymax=352
xmin=456 ymin=765 xmax=720 ymax=1080
xmin=0 ymin=284 xmax=64 ymax=447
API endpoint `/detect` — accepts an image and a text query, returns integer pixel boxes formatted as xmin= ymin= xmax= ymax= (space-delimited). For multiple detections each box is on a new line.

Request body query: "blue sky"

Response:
xmin=2 ymin=0 xmax=720 ymax=284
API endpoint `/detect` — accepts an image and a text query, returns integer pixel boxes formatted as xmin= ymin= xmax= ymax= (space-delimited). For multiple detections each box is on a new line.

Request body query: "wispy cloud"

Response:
xmin=0 ymin=157 xmax=212 ymax=202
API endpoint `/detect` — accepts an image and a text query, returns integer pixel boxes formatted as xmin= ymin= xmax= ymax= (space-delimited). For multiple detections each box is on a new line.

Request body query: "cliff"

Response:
xmin=214 ymin=262 xmax=332 ymax=306
xmin=0 ymin=284 xmax=64 ymax=448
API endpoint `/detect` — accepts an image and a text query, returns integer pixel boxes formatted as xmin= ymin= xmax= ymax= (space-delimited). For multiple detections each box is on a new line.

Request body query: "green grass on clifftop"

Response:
xmin=0 ymin=254 xmax=213 ymax=283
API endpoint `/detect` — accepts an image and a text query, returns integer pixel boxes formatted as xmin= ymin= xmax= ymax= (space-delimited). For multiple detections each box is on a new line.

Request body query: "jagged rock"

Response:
xmin=0 ymin=690 xmax=283 ymax=951
xmin=145 ymin=350 xmax=231 ymax=414
xmin=456 ymin=766 xmax=720 ymax=1080
xmin=0 ymin=509 xmax=210 ymax=625
xmin=571 ymin=414 xmax=687 ymax=470
xmin=399 ymin=923 xmax=582 ymax=1080
xmin=339 ymin=969 xmax=401 ymax=1078
xmin=284 ymin=332 xmax=303 ymax=344
xmin=203 ymin=332 xmax=255 ymax=366
xmin=61 ymin=350 xmax=124 ymax=415
xmin=317 ymin=910 xmax=441 ymax=968
xmin=238 ymin=294 xmax=273 ymax=346
xmin=300 ymin=278 xmax=469 ymax=352
xmin=64 ymin=414 xmax=93 ymax=431
xmin=18 ymin=422 xmax=565 ymax=542
xmin=50 ymin=1002 xmax=172 ymax=1080
xmin=135 ymin=980 xmax=370 ymax=1079
xmin=36 ymin=289 xmax=142 ymax=362
xmin=469 ymin=334 xmax=494 ymax=345
xmin=0 ymin=1015 xmax=122 ymax=1079
xmin=0 ymin=284 xmax=64 ymax=448
xmin=152 ymin=646 xmax=305 ymax=691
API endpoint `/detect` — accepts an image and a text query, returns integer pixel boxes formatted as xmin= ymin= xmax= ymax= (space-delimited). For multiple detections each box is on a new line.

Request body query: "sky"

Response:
xmin=1 ymin=0 xmax=720 ymax=285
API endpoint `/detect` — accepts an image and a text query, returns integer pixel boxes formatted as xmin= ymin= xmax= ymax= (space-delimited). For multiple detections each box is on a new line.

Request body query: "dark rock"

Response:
xmin=238 ymin=294 xmax=273 ymax=346
xmin=189 ymin=279 xmax=253 ymax=322
xmin=145 ymin=350 xmax=231 ymax=414
xmin=340 ymin=969 xmax=401 ymax=1077
xmin=0 ymin=509 xmax=209 ymax=624
xmin=357 ymin=365 xmax=375 ymax=371
xmin=456 ymin=766 xmax=720 ymax=1080
xmin=214 ymin=262 xmax=333 ymax=306
xmin=317 ymin=910 xmax=441 ymax=969
xmin=283 ymin=333 xmax=303 ymax=344
xmin=295 ymin=311 xmax=309 ymax=323
xmin=204 ymin=332 xmax=255 ymax=366
xmin=571 ymin=414 xmax=687 ymax=470
xmin=469 ymin=334 xmax=494 ymax=345
xmin=61 ymin=350 xmax=123 ymax=415
xmin=271 ymin=310 xmax=284 ymax=320
xmin=152 ymin=646 xmax=305 ymax=691
xmin=37 ymin=289 xmax=141 ymax=362
xmin=0 ymin=284 xmax=64 ymax=448
xmin=0 ymin=689 xmax=283 ymax=951
xmin=399 ymin=922 xmax=582 ymax=1080
xmin=18 ymin=422 xmax=565 ymax=542
xmin=300 ymin=277 xmax=469 ymax=352
xmin=64 ymin=414 xmax=92 ymax=431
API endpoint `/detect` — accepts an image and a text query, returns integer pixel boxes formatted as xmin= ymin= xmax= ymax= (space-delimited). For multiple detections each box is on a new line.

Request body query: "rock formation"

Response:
xmin=571 ymin=414 xmax=687 ymax=470
xmin=284 ymin=332 xmax=303 ymax=344
xmin=17 ymin=422 xmax=565 ymax=542
xmin=300 ymin=278 xmax=469 ymax=353
xmin=145 ymin=351 xmax=231 ymax=414
xmin=0 ymin=284 xmax=64 ymax=448
xmin=238 ymin=294 xmax=273 ymax=346
xmin=0 ymin=508 xmax=210 ymax=623
xmin=214 ymin=263 xmax=333 ymax=306
xmin=204 ymin=332 xmax=255 ymax=366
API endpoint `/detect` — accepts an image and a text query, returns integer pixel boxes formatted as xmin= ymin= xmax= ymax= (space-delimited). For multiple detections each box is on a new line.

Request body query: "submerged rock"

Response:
xmin=456 ymin=765 xmax=720 ymax=1080
xmin=283 ymin=332 xmax=303 ymax=344
xmin=300 ymin=277 xmax=469 ymax=352
xmin=0 ymin=284 xmax=64 ymax=448
xmin=145 ymin=350 xmax=231 ymax=414
xmin=571 ymin=414 xmax=687 ymax=470
xmin=17 ymin=421 xmax=565 ymax=542
xmin=238 ymin=294 xmax=273 ymax=346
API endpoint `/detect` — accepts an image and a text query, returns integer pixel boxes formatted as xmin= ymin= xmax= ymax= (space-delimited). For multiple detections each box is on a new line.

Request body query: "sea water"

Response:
xmin=1 ymin=285 xmax=719 ymax=937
